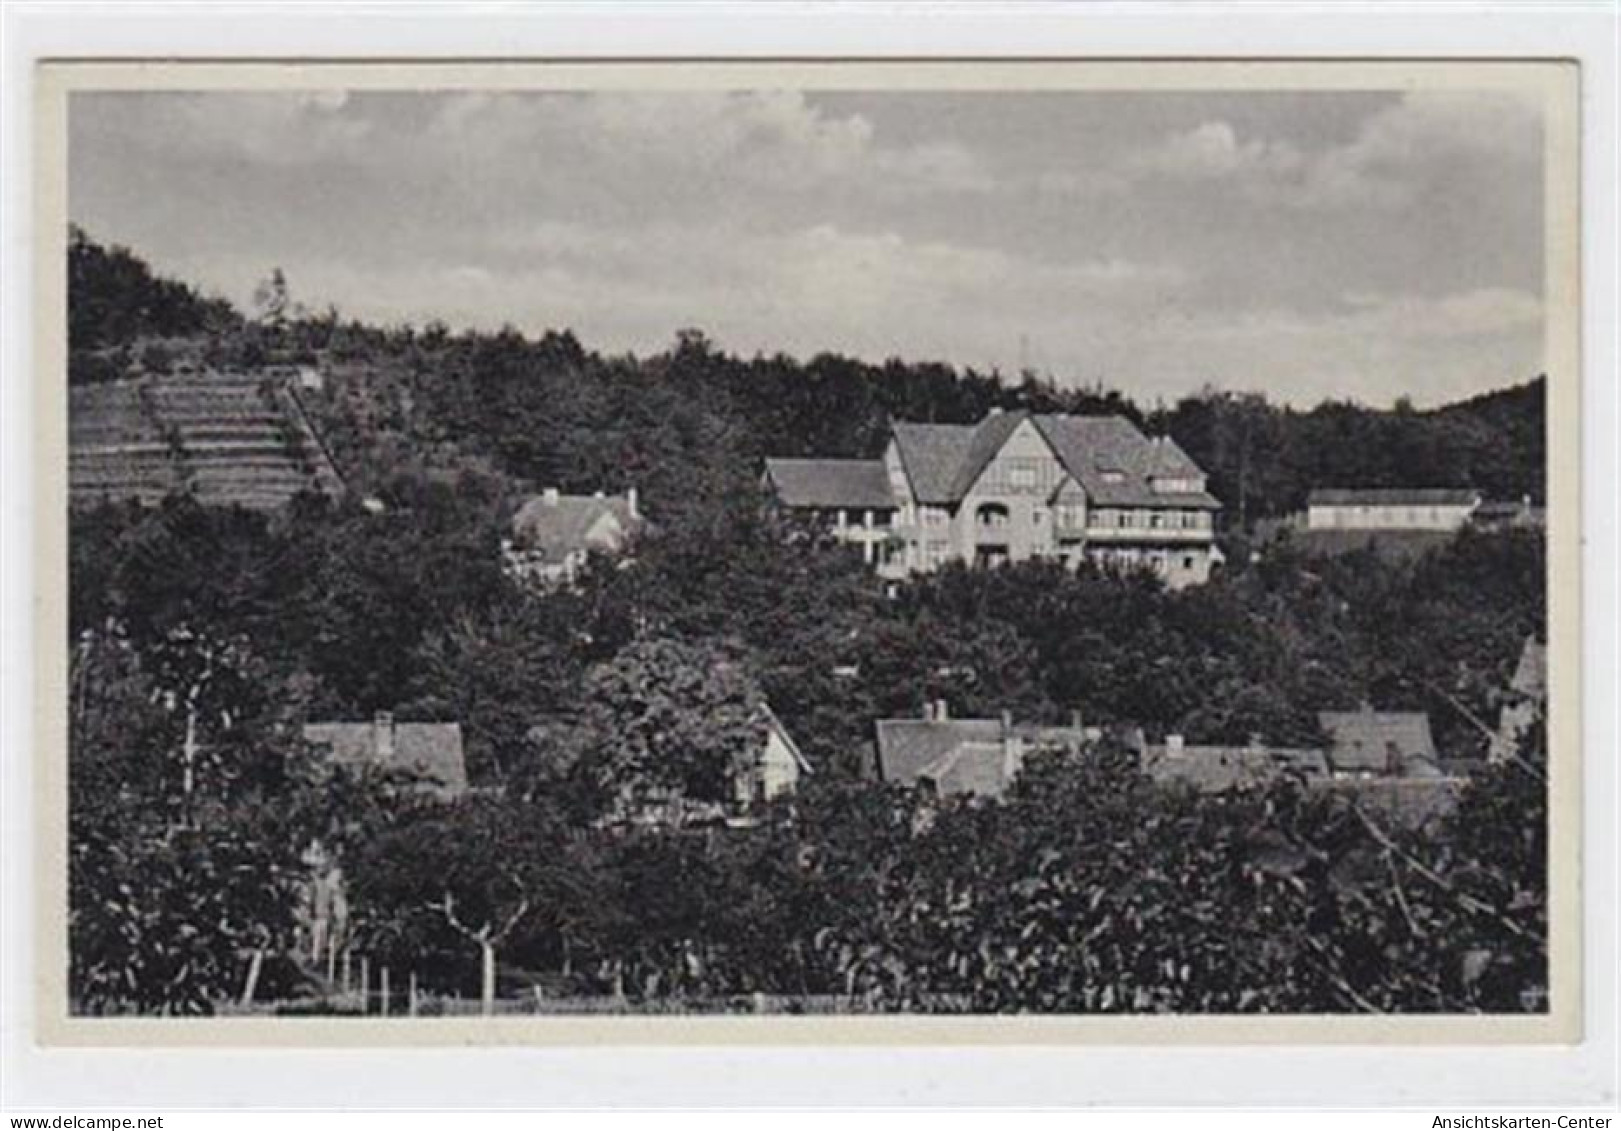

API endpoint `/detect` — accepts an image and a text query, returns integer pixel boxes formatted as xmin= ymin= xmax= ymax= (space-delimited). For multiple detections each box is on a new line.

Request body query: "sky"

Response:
xmin=69 ymin=86 xmax=1546 ymax=408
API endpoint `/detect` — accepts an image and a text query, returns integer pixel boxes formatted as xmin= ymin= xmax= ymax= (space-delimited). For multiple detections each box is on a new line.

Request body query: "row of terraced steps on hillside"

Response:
xmin=70 ymin=372 xmax=345 ymax=511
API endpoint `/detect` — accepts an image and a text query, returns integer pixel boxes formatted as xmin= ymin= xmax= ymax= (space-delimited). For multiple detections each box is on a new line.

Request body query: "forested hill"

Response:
xmin=67 ymin=230 xmax=1546 ymax=524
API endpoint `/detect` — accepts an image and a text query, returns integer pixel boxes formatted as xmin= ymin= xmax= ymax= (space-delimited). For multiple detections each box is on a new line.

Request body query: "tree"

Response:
xmin=68 ymin=622 xmax=315 ymax=1014
xmin=346 ymin=798 xmax=575 ymax=1014
xmin=253 ymin=267 xmax=291 ymax=327
xmin=570 ymin=636 xmax=767 ymax=813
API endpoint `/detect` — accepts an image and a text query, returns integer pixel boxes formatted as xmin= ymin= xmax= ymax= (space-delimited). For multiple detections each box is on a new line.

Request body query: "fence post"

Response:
xmin=239 ymin=948 xmax=265 ymax=1008
xmin=325 ymin=935 xmax=337 ymax=986
xmin=341 ymin=949 xmax=352 ymax=995
xmin=408 ymin=971 xmax=419 ymax=1017
xmin=381 ymin=966 xmax=391 ymax=1017
xmin=359 ymin=955 xmax=370 ymax=1015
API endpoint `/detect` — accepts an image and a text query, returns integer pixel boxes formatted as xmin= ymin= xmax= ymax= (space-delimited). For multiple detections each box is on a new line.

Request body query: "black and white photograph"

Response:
xmin=50 ymin=61 xmax=1576 ymax=1029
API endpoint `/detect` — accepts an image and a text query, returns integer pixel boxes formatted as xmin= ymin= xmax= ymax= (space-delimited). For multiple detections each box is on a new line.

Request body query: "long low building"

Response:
xmin=1305 ymin=488 xmax=1481 ymax=532
xmin=765 ymin=408 xmax=1224 ymax=589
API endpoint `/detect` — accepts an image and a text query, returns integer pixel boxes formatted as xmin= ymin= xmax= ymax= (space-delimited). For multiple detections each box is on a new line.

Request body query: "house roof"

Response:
xmin=303 ymin=720 xmax=468 ymax=796
xmin=760 ymin=703 xmax=814 ymax=774
xmin=1307 ymin=488 xmax=1481 ymax=507
xmin=511 ymin=493 xmax=640 ymax=562
xmin=874 ymin=718 xmax=1006 ymax=793
xmin=1142 ymin=744 xmax=1328 ymax=793
xmin=890 ymin=421 xmax=984 ymax=505
xmin=1510 ymin=636 xmax=1547 ymax=700
xmin=887 ymin=411 xmax=1220 ymax=510
xmin=1473 ymin=499 xmax=1537 ymax=521
xmin=873 ymin=715 xmax=1089 ymax=799
xmin=1317 ymin=710 xmax=1438 ymax=774
xmin=921 ymin=741 xmax=1011 ymax=798
xmin=763 ymin=458 xmax=896 ymax=510
xmin=1031 ymin=415 xmax=1221 ymax=509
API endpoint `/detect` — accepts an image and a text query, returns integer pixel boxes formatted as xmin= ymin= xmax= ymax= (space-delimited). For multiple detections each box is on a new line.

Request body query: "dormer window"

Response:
xmin=1099 ymin=469 xmax=1126 ymax=485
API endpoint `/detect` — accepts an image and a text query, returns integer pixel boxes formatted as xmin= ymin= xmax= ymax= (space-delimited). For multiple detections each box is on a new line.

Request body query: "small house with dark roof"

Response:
xmin=502 ymin=487 xmax=643 ymax=588
xmin=874 ymin=702 xmax=1095 ymax=800
xmin=764 ymin=408 xmax=1223 ymax=588
xmin=1317 ymin=707 xmax=1440 ymax=778
xmin=303 ymin=712 xmax=468 ymax=799
xmin=1138 ymin=733 xmax=1329 ymax=793
xmin=1305 ymin=487 xmax=1481 ymax=532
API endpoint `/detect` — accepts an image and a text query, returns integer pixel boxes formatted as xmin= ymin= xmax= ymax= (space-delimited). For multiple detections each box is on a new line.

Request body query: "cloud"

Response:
xmin=418 ymin=89 xmax=992 ymax=198
xmin=1129 ymin=120 xmax=1304 ymax=181
xmin=69 ymin=88 xmax=1546 ymax=407
xmin=1115 ymin=91 xmax=1541 ymax=212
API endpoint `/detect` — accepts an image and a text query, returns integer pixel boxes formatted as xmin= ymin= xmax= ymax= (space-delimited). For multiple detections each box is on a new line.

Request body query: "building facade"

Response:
xmin=1305 ymin=488 xmax=1481 ymax=532
xmin=766 ymin=409 xmax=1223 ymax=589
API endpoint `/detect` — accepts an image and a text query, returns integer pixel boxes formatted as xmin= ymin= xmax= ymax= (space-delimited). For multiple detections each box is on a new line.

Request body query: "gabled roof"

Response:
xmin=885 ymin=411 xmax=1220 ymax=510
xmin=1317 ymin=710 xmax=1438 ymax=774
xmin=874 ymin=718 xmax=1005 ymax=791
xmin=890 ymin=421 xmax=984 ymax=505
xmin=873 ymin=715 xmax=1088 ymax=799
xmin=760 ymin=703 xmax=814 ymax=774
xmin=948 ymin=410 xmax=1030 ymax=498
xmin=763 ymin=458 xmax=896 ymax=510
xmin=511 ymin=493 xmax=640 ymax=562
xmin=920 ymin=741 xmax=1010 ymax=798
xmin=1307 ymin=488 xmax=1481 ymax=507
xmin=1032 ymin=415 xmax=1220 ymax=510
xmin=303 ymin=720 xmax=468 ymax=797
xmin=1510 ymin=636 xmax=1547 ymax=700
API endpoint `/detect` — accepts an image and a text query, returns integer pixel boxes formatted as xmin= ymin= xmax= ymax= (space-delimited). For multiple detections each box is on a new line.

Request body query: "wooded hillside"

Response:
xmin=65 ymin=231 xmax=1550 ymax=1017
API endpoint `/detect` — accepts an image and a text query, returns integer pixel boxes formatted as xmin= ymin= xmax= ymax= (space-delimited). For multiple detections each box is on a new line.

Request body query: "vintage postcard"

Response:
xmin=31 ymin=58 xmax=1581 ymax=1047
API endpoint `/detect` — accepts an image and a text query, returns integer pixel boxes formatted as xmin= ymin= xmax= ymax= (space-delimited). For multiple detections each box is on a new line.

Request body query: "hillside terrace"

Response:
xmin=70 ymin=371 xmax=344 ymax=511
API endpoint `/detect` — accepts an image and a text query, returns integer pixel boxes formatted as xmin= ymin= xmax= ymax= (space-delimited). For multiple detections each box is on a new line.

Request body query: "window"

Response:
xmin=1009 ymin=464 xmax=1036 ymax=489
xmin=976 ymin=503 xmax=1010 ymax=528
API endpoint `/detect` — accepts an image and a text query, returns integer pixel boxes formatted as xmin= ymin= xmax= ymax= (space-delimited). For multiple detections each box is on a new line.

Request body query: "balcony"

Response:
xmin=1083 ymin=524 xmax=1214 ymax=544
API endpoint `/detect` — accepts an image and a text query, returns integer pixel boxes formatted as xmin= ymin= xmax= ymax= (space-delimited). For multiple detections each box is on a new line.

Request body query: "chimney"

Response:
xmin=1165 ymin=733 xmax=1185 ymax=756
xmin=374 ymin=710 xmax=395 ymax=762
xmin=543 ymin=487 xmax=560 ymax=506
xmin=1247 ymin=732 xmax=1265 ymax=753
xmin=935 ymin=699 xmax=949 ymax=721
xmin=593 ymin=489 xmax=605 ymax=499
xmin=987 ymin=406 xmax=1003 ymax=416
xmin=627 ymin=486 xmax=639 ymax=519
xmin=1070 ymin=709 xmax=1085 ymax=735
